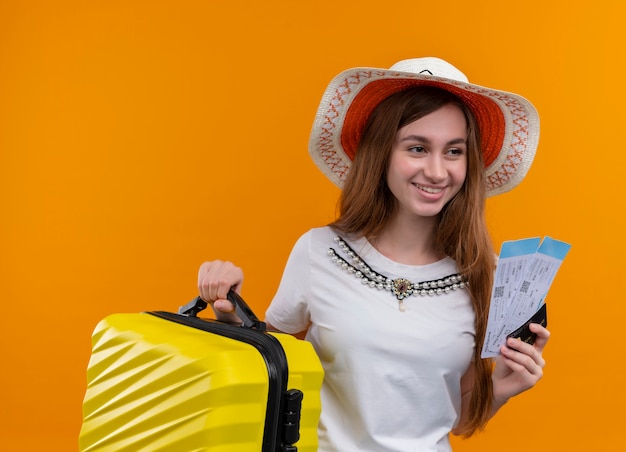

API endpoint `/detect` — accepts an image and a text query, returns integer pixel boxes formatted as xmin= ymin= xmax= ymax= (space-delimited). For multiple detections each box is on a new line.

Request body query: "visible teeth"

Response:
xmin=416 ymin=185 xmax=442 ymax=194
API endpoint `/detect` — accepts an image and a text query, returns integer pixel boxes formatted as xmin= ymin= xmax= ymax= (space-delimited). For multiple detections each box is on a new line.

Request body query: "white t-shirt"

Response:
xmin=265 ymin=226 xmax=476 ymax=452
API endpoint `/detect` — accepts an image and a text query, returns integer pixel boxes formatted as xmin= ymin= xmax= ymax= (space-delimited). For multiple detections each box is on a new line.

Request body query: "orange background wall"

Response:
xmin=1 ymin=1 xmax=623 ymax=450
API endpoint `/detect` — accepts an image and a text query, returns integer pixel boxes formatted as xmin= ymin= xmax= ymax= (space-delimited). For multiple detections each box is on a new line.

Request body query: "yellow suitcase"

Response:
xmin=79 ymin=292 xmax=323 ymax=452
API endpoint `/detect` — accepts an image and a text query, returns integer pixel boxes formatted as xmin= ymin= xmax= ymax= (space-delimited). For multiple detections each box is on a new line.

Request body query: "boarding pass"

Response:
xmin=481 ymin=237 xmax=571 ymax=358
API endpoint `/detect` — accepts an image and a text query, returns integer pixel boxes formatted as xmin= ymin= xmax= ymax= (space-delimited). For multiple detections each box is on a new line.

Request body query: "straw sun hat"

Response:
xmin=308 ymin=57 xmax=539 ymax=196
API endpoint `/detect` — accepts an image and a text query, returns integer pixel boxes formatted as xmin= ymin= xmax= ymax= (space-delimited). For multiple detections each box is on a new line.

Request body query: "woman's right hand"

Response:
xmin=197 ymin=260 xmax=244 ymax=322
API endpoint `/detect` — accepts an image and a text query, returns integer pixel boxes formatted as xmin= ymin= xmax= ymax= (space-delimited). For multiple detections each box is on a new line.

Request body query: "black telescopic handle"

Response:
xmin=178 ymin=291 xmax=266 ymax=332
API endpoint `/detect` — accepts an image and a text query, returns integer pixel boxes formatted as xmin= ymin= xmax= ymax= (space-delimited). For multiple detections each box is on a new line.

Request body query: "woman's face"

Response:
xmin=386 ymin=103 xmax=468 ymax=222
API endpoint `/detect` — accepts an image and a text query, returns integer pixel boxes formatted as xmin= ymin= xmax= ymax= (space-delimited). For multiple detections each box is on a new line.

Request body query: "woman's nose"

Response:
xmin=423 ymin=155 xmax=446 ymax=181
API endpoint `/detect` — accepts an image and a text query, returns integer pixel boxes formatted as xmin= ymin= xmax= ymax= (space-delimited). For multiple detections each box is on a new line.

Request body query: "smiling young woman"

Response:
xmin=198 ymin=58 xmax=545 ymax=451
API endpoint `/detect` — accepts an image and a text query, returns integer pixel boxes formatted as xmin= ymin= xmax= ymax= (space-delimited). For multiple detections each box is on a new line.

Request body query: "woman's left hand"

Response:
xmin=492 ymin=323 xmax=550 ymax=405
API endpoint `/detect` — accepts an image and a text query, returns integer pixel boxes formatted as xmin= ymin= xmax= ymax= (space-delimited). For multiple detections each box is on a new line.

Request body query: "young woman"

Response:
xmin=198 ymin=58 xmax=548 ymax=451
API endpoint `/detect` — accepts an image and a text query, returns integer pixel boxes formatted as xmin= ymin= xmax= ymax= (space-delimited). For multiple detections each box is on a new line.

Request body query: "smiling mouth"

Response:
xmin=414 ymin=184 xmax=443 ymax=194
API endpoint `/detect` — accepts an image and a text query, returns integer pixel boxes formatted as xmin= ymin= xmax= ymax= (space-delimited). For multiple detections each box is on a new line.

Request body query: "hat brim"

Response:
xmin=309 ymin=67 xmax=539 ymax=196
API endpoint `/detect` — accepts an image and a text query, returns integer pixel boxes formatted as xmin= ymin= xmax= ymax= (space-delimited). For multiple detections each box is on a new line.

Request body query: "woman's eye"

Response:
xmin=408 ymin=146 xmax=426 ymax=153
xmin=448 ymin=148 xmax=464 ymax=156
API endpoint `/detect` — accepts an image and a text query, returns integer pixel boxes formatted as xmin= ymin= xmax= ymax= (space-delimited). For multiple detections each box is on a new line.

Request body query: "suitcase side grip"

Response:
xmin=282 ymin=389 xmax=304 ymax=449
xmin=178 ymin=292 xmax=266 ymax=331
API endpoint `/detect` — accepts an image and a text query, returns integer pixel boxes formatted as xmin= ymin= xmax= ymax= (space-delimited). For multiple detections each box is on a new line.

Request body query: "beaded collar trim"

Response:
xmin=328 ymin=236 xmax=467 ymax=312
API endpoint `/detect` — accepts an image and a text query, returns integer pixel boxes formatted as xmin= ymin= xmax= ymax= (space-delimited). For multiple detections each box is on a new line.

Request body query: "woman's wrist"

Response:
xmin=491 ymin=392 xmax=510 ymax=416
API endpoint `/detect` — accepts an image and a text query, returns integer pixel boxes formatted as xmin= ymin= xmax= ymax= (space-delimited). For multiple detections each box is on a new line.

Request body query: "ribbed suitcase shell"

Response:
xmin=79 ymin=311 xmax=323 ymax=451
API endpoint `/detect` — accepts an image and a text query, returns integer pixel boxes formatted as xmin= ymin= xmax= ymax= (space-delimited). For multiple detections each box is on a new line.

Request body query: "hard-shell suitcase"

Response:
xmin=79 ymin=292 xmax=323 ymax=452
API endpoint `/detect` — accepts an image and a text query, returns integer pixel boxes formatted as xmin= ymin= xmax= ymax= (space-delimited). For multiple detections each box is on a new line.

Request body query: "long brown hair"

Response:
xmin=331 ymin=85 xmax=496 ymax=436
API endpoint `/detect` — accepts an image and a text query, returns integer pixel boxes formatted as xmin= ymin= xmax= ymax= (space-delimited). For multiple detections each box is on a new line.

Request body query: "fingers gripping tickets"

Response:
xmin=492 ymin=322 xmax=550 ymax=404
